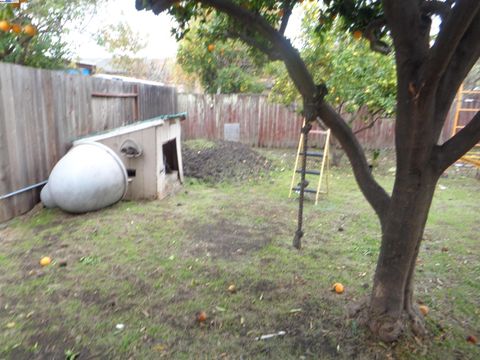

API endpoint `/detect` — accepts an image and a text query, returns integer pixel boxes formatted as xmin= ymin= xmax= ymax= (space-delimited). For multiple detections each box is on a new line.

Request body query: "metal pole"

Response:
xmin=0 ymin=180 xmax=48 ymax=200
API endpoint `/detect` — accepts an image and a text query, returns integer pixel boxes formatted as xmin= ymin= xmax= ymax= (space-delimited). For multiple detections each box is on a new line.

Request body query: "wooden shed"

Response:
xmin=73 ymin=113 xmax=186 ymax=200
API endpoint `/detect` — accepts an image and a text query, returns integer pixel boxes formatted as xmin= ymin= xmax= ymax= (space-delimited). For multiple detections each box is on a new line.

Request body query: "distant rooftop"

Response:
xmin=93 ymin=73 xmax=167 ymax=87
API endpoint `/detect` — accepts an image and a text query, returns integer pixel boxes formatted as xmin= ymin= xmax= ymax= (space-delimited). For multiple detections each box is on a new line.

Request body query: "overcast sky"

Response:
xmin=68 ymin=0 xmax=303 ymax=61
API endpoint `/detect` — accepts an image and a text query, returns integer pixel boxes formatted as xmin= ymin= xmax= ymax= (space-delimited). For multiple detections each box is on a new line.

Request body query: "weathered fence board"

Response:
xmin=0 ymin=62 xmax=177 ymax=223
xmin=179 ymin=92 xmax=461 ymax=149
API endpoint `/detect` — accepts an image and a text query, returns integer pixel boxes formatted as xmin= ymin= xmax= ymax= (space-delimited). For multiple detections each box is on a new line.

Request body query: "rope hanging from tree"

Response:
xmin=292 ymin=120 xmax=313 ymax=249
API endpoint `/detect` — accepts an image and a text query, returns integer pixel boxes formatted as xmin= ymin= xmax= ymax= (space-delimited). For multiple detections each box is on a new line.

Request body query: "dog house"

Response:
xmin=73 ymin=113 xmax=186 ymax=201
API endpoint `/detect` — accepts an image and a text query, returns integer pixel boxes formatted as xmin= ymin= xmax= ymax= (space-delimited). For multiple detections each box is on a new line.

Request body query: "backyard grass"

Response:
xmin=0 ymin=147 xmax=479 ymax=359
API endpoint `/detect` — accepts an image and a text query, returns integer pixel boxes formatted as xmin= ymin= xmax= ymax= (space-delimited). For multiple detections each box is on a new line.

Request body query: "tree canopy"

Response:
xmin=177 ymin=23 xmax=267 ymax=93
xmin=0 ymin=0 xmax=97 ymax=69
xmin=269 ymin=3 xmax=396 ymax=117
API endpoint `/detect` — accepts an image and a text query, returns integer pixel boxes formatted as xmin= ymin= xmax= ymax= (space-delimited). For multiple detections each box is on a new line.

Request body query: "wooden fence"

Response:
xmin=178 ymin=93 xmax=304 ymax=148
xmin=0 ymin=62 xmax=177 ymax=223
xmin=178 ymin=93 xmax=396 ymax=148
xmin=178 ymin=93 xmax=461 ymax=149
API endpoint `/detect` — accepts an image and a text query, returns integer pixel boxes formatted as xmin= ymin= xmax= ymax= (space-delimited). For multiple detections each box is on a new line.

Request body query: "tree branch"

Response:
xmin=137 ymin=0 xmax=315 ymax=95
xmin=424 ymin=0 xmax=480 ymax=86
xmin=317 ymin=103 xmax=391 ymax=222
xmin=421 ymin=0 xmax=453 ymax=21
xmin=433 ymin=111 xmax=480 ymax=172
xmin=278 ymin=1 xmax=293 ymax=35
xmin=382 ymin=0 xmax=428 ymax=59
xmin=224 ymin=30 xmax=282 ymax=61
xmin=202 ymin=0 xmax=317 ymax=99
xmin=432 ymin=10 xmax=480 ymax=138
xmin=363 ymin=18 xmax=391 ymax=55
xmin=353 ymin=112 xmax=382 ymax=135
xmin=0 ymin=46 xmax=15 ymax=61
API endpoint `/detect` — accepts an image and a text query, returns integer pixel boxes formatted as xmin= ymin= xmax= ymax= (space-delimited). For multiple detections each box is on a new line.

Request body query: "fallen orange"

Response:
xmin=418 ymin=304 xmax=429 ymax=316
xmin=466 ymin=335 xmax=477 ymax=344
xmin=40 ymin=256 xmax=52 ymax=266
xmin=332 ymin=282 xmax=344 ymax=294
xmin=353 ymin=30 xmax=362 ymax=40
xmin=196 ymin=310 xmax=207 ymax=323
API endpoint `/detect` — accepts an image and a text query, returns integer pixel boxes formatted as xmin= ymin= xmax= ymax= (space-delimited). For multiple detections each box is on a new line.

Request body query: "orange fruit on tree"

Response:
xmin=23 ymin=24 xmax=37 ymax=37
xmin=0 ymin=20 xmax=10 ymax=32
xmin=207 ymin=43 xmax=215 ymax=52
xmin=40 ymin=256 xmax=52 ymax=267
xmin=332 ymin=282 xmax=344 ymax=294
xmin=353 ymin=30 xmax=362 ymax=40
xmin=11 ymin=24 xmax=22 ymax=34
xmin=278 ymin=9 xmax=285 ymax=17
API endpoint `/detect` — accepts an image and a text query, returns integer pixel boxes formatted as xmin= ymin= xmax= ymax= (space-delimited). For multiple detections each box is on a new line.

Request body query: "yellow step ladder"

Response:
xmin=452 ymin=84 xmax=480 ymax=168
xmin=289 ymin=122 xmax=331 ymax=205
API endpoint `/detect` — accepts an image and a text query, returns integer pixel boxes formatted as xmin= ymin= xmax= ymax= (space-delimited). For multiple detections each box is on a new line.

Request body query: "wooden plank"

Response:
xmin=7 ymin=64 xmax=32 ymax=216
xmin=0 ymin=64 xmax=15 ymax=222
xmin=141 ymin=128 xmax=157 ymax=199
xmin=92 ymin=92 xmax=138 ymax=98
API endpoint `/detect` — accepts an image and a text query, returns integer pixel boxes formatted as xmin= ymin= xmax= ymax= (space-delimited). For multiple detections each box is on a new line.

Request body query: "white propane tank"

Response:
xmin=40 ymin=142 xmax=128 ymax=213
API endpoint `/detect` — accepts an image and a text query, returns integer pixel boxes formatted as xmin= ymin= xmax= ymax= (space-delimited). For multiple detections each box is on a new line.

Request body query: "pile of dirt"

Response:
xmin=181 ymin=140 xmax=272 ymax=183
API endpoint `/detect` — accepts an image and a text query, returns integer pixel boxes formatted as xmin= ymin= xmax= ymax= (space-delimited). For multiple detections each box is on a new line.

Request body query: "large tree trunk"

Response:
xmin=368 ymin=168 xmax=439 ymax=342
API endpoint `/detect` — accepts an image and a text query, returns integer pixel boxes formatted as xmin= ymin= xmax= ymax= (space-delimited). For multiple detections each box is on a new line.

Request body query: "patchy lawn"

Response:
xmin=0 ymin=147 xmax=479 ymax=359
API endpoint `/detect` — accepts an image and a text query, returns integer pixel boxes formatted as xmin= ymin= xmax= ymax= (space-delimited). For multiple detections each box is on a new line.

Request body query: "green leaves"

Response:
xmin=96 ymin=22 xmax=147 ymax=58
xmin=177 ymin=19 xmax=267 ymax=94
xmin=145 ymin=0 xmax=396 ymax=115
xmin=270 ymin=5 xmax=395 ymax=117
xmin=0 ymin=0 xmax=97 ymax=69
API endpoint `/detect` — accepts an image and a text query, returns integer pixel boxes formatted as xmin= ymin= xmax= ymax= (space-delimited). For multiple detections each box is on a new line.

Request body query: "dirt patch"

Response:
xmin=185 ymin=218 xmax=272 ymax=259
xmin=4 ymin=315 xmax=93 ymax=360
xmin=182 ymin=140 xmax=272 ymax=183
xmin=271 ymin=298 xmax=380 ymax=359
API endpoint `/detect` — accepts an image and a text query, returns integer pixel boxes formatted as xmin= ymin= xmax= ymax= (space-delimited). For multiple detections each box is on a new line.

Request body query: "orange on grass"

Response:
xmin=353 ymin=30 xmax=362 ymax=40
xmin=466 ymin=335 xmax=478 ymax=344
xmin=0 ymin=21 xmax=10 ymax=32
xmin=196 ymin=310 xmax=207 ymax=323
xmin=332 ymin=282 xmax=344 ymax=294
xmin=418 ymin=304 xmax=429 ymax=316
xmin=40 ymin=256 xmax=52 ymax=267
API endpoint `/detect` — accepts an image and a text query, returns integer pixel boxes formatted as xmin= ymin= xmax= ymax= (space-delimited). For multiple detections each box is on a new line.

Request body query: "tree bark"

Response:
xmin=368 ymin=167 xmax=439 ymax=342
